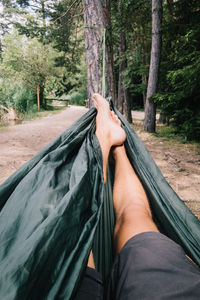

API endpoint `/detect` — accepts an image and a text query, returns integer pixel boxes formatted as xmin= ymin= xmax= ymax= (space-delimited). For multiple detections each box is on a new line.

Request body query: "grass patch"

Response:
xmin=152 ymin=124 xmax=200 ymax=154
xmin=23 ymin=106 xmax=66 ymax=122
xmin=154 ymin=125 xmax=176 ymax=138
xmin=0 ymin=106 xmax=66 ymax=130
xmin=0 ymin=125 xmax=8 ymax=132
xmin=133 ymin=118 xmax=200 ymax=154
xmin=154 ymin=123 xmax=200 ymax=144
xmin=154 ymin=125 xmax=186 ymax=142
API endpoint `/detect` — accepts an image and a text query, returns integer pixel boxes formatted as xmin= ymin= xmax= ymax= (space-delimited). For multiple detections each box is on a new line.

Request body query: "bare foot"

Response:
xmin=92 ymin=93 xmax=126 ymax=182
xmin=93 ymin=93 xmax=126 ymax=148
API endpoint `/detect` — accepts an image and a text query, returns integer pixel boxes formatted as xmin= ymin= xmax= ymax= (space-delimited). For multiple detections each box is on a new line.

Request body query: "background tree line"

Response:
xmin=0 ymin=0 xmax=199 ymax=140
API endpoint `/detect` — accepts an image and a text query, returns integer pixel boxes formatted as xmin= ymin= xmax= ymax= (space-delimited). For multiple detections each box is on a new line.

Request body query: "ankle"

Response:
xmin=96 ymin=128 xmax=112 ymax=151
xmin=112 ymin=145 xmax=126 ymax=159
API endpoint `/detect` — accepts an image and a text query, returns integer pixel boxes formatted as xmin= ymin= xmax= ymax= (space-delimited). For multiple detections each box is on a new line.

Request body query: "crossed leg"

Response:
xmin=92 ymin=93 xmax=158 ymax=255
xmin=81 ymin=94 xmax=200 ymax=300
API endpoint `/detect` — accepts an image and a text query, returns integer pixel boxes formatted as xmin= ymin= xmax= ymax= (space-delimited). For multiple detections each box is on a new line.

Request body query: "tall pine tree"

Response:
xmin=144 ymin=0 xmax=163 ymax=132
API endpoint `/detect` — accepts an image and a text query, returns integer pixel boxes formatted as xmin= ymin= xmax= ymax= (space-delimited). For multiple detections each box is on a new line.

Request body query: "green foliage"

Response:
xmin=0 ymin=30 xmax=67 ymax=111
xmin=154 ymin=0 xmax=200 ymax=141
xmin=0 ymin=31 xmax=59 ymax=90
xmin=111 ymin=0 xmax=151 ymax=106
xmin=12 ymin=85 xmax=36 ymax=113
xmin=44 ymin=76 xmax=66 ymax=97
xmin=44 ymin=55 xmax=88 ymax=98
xmin=0 ymin=82 xmax=36 ymax=113
xmin=69 ymin=91 xmax=88 ymax=106
xmin=153 ymin=125 xmax=177 ymax=140
xmin=12 ymin=0 xmax=85 ymax=69
xmin=153 ymin=90 xmax=200 ymax=141
xmin=173 ymin=109 xmax=200 ymax=141
xmin=1 ymin=0 xmax=200 ymax=141
xmin=0 ymin=1 xmax=86 ymax=109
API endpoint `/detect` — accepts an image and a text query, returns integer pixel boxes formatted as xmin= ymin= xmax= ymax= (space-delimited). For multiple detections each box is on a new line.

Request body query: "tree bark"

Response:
xmin=124 ymin=88 xmax=132 ymax=123
xmin=37 ymin=86 xmax=40 ymax=111
xmin=118 ymin=31 xmax=132 ymax=123
xmin=103 ymin=0 xmax=116 ymax=103
xmin=117 ymin=62 xmax=124 ymax=114
xmin=0 ymin=40 xmax=2 ymax=61
xmin=40 ymin=85 xmax=46 ymax=109
xmin=141 ymin=37 xmax=149 ymax=109
xmin=82 ymin=0 xmax=116 ymax=106
xmin=158 ymin=111 xmax=169 ymax=125
xmin=41 ymin=0 xmax=46 ymax=27
xmin=144 ymin=0 xmax=162 ymax=132
xmin=158 ymin=111 xmax=166 ymax=124
xmin=142 ymin=74 xmax=147 ymax=108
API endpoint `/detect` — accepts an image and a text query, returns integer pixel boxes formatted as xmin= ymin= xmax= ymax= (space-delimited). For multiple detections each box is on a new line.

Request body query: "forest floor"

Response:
xmin=0 ymin=106 xmax=199 ymax=218
xmin=132 ymin=111 xmax=200 ymax=218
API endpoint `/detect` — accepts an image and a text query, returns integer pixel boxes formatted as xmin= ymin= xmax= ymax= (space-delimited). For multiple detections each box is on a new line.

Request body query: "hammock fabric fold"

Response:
xmin=0 ymin=103 xmax=200 ymax=300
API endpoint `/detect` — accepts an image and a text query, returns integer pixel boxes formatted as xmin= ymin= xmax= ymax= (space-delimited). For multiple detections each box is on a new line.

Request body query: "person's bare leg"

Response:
xmin=113 ymin=145 xmax=159 ymax=253
xmin=87 ymin=93 xmax=126 ymax=269
xmin=87 ymin=250 xmax=95 ymax=269
xmin=92 ymin=93 xmax=158 ymax=256
xmin=93 ymin=93 xmax=126 ymax=182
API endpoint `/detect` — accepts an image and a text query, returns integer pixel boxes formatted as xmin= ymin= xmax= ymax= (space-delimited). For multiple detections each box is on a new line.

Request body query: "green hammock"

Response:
xmin=0 ymin=103 xmax=200 ymax=300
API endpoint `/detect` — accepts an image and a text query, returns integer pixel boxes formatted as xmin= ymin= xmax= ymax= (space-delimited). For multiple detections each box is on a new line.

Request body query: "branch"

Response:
xmin=68 ymin=11 xmax=83 ymax=21
xmin=54 ymin=0 xmax=81 ymax=23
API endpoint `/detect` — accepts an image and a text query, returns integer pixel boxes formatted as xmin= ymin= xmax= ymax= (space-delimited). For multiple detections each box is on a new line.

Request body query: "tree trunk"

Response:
xmin=117 ymin=62 xmax=124 ymax=114
xmin=41 ymin=0 xmax=47 ymax=43
xmin=142 ymin=74 xmax=147 ymax=108
xmin=141 ymin=37 xmax=149 ymax=109
xmin=0 ymin=40 xmax=2 ymax=61
xmin=82 ymin=0 xmax=116 ymax=107
xmin=144 ymin=0 xmax=162 ymax=132
xmin=158 ymin=111 xmax=167 ymax=124
xmin=103 ymin=0 xmax=116 ymax=103
xmin=40 ymin=85 xmax=46 ymax=109
xmin=124 ymin=88 xmax=132 ymax=123
xmin=37 ymin=86 xmax=40 ymax=111
xmin=119 ymin=31 xmax=132 ymax=123
xmin=158 ymin=111 xmax=170 ymax=125
xmin=41 ymin=0 xmax=46 ymax=27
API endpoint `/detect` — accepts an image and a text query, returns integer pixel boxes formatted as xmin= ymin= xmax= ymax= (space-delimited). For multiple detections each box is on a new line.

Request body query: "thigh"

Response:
xmin=73 ymin=267 xmax=103 ymax=300
xmin=106 ymin=232 xmax=200 ymax=300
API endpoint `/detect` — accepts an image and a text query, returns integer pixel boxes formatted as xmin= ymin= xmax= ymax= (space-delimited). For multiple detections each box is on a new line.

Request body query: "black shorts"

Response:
xmin=73 ymin=232 xmax=200 ymax=300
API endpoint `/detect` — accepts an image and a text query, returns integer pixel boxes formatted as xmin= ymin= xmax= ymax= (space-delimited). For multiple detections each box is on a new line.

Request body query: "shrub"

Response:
xmin=0 ymin=83 xmax=36 ymax=114
xmin=153 ymin=93 xmax=200 ymax=141
xmin=173 ymin=109 xmax=200 ymax=141
xmin=69 ymin=91 xmax=88 ymax=106
xmin=12 ymin=86 xmax=36 ymax=113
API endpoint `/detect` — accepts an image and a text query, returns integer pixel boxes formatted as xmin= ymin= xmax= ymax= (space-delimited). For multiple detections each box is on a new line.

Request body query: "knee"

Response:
xmin=113 ymin=204 xmax=159 ymax=253
xmin=116 ymin=203 xmax=152 ymax=225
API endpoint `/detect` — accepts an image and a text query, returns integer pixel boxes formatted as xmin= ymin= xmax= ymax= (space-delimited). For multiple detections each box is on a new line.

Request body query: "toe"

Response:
xmin=92 ymin=93 xmax=109 ymax=110
xmin=110 ymin=111 xmax=115 ymax=120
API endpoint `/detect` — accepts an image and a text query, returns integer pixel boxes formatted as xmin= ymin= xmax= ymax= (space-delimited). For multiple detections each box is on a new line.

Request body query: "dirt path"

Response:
xmin=0 ymin=106 xmax=199 ymax=218
xmin=0 ymin=106 xmax=88 ymax=184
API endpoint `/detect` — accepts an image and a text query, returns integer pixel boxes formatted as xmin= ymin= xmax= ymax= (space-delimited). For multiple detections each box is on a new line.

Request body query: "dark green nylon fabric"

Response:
xmin=0 ymin=104 xmax=200 ymax=299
